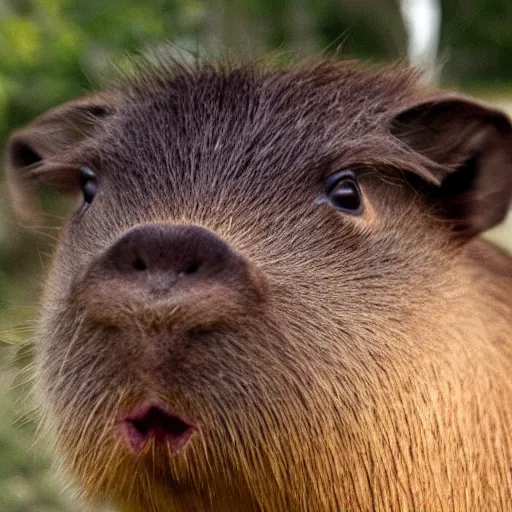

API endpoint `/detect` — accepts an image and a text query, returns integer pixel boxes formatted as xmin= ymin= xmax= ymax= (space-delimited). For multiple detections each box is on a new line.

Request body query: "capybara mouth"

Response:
xmin=119 ymin=404 xmax=196 ymax=454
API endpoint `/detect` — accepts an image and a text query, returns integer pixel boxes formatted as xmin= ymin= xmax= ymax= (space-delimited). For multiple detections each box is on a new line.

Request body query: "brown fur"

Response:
xmin=5 ymin=57 xmax=512 ymax=511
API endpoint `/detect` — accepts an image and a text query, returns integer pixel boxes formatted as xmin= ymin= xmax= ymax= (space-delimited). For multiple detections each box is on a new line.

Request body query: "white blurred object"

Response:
xmin=400 ymin=0 xmax=441 ymax=83
xmin=486 ymin=210 xmax=512 ymax=255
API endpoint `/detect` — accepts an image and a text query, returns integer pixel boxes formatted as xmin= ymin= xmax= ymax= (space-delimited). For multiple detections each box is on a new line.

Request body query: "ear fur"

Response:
xmin=390 ymin=96 xmax=512 ymax=237
xmin=5 ymin=93 xmax=116 ymax=221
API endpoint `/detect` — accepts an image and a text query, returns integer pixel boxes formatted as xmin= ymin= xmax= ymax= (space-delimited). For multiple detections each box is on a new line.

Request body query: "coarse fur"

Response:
xmin=5 ymin=56 xmax=512 ymax=511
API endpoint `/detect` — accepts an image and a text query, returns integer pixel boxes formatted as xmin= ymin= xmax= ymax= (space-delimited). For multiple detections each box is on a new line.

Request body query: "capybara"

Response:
xmin=5 ymin=58 xmax=512 ymax=511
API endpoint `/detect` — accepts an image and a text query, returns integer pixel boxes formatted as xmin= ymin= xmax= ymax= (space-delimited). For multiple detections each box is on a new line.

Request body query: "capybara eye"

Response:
xmin=79 ymin=166 xmax=98 ymax=204
xmin=325 ymin=170 xmax=363 ymax=214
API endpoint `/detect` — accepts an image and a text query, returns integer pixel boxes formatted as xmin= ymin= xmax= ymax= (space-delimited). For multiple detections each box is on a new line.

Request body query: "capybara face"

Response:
xmin=6 ymin=59 xmax=512 ymax=511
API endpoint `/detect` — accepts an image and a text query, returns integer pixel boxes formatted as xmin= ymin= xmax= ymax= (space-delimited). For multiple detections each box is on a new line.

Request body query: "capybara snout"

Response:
xmin=103 ymin=224 xmax=236 ymax=279
xmin=73 ymin=223 xmax=267 ymax=331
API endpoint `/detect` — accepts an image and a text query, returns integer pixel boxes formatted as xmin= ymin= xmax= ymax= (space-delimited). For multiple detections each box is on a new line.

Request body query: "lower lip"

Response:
xmin=117 ymin=403 xmax=197 ymax=454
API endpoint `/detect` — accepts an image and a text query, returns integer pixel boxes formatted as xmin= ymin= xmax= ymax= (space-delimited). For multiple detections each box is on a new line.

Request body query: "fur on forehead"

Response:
xmin=115 ymin=57 xmax=430 ymax=132
xmin=120 ymin=57 xmax=422 ymax=104
xmin=89 ymin=57 xmax=441 ymax=182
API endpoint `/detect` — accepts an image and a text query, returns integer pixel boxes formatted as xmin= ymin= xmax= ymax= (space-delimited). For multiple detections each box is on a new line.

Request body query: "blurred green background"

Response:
xmin=0 ymin=0 xmax=511 ymax=510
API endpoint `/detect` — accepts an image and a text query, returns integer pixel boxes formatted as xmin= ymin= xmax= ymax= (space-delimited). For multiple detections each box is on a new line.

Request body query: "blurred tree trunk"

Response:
xmin=399 ymin=0 xmax=441 ymax=83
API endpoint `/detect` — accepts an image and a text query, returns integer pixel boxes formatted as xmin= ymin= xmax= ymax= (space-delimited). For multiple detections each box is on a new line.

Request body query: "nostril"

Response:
xmin=185 ymin=262 xmax=199 ymax=275
xmin=133 ymin=258 xmax=147 ymax=271
xmin=105 ymin=224 xmax=234 ymax=279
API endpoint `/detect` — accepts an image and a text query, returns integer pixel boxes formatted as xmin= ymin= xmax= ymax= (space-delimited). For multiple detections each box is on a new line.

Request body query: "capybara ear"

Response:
xmin=5 ymin=93 xmax=116 ymax=222
xmin=390 ymin=96 xmax=512 ymax=237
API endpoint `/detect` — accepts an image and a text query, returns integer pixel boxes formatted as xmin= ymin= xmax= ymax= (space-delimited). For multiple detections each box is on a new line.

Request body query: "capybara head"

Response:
xmin=5 ymin=59 xmax=512 ymax=511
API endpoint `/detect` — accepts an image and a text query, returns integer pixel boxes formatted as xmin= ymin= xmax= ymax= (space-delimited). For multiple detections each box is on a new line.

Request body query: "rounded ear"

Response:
xmin=390 ymin=96 xmax=512 ymax=237
xmin=5 ymin=93 xmax=117 ymax=221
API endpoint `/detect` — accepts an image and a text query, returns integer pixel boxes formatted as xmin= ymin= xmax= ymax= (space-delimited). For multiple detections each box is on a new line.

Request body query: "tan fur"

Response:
xmin=5 ymin=57 xmax=512 ymax=511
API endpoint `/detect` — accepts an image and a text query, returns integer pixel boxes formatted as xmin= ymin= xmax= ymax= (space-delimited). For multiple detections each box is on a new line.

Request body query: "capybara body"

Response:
xmin=5 ymin=58 xmax=512 ymax=511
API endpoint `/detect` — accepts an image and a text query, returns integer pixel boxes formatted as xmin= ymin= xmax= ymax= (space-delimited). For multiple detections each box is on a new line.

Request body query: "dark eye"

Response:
xmin=80 ymin=166 xmax=98 ymax=204
xmin=325 ymin=170 xmax=363 ymax=214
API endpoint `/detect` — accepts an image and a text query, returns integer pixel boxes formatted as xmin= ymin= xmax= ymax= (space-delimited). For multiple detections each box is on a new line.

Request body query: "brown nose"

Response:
xmin=104 ymin=224 xmax=235 ymax=283
xmin=77 ymin=224 xmax=265 ymax=328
